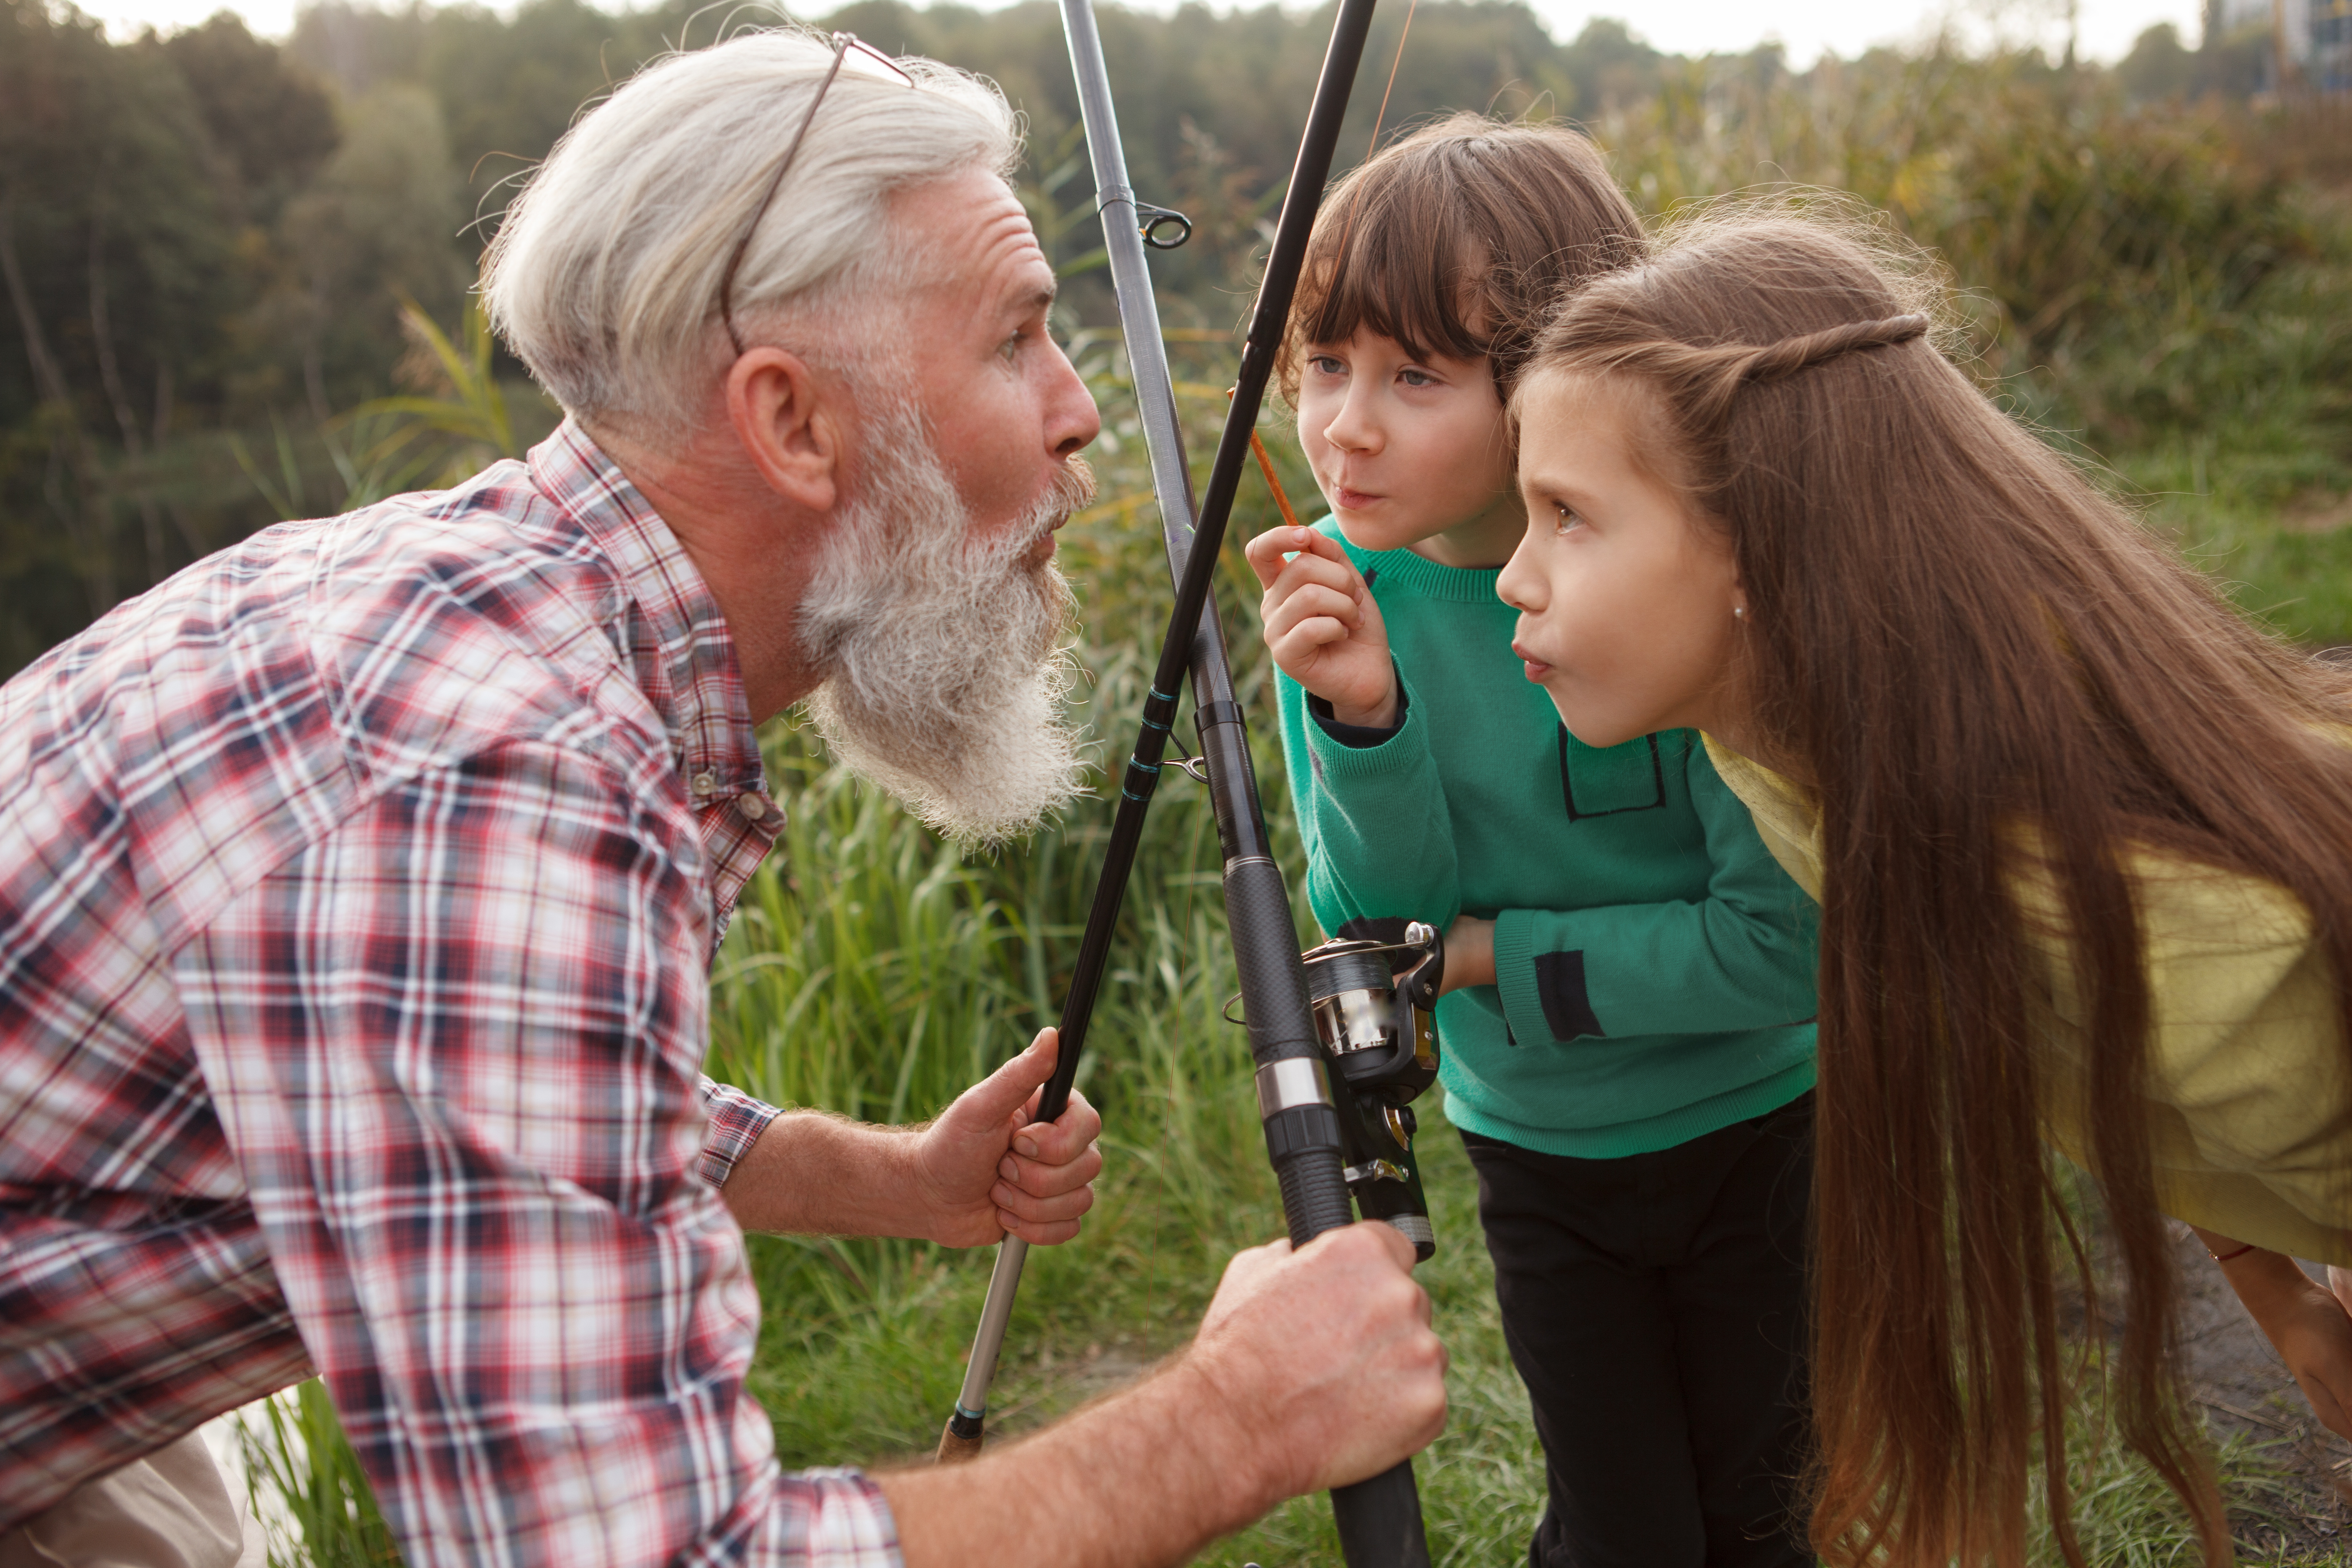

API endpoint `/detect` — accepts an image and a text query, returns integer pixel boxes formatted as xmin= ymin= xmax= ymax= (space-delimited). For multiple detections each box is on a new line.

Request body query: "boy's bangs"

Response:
xmin=1275 ymin=115 xmax=1645 ymax=403
xmin=1296 ymin=191 xmax=1490 ymax=369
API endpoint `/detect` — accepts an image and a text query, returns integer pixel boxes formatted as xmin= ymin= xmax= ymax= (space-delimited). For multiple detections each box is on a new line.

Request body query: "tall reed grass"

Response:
xmin=222 ymin=56 xmax=2352 ymax=1561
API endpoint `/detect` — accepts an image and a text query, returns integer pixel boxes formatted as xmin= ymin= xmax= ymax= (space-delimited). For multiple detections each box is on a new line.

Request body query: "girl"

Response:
xmin=1496 ymin=207 xmax=2352 ymax=1568
xmin=1244 ymin=118 xmax=1824 ymax=1567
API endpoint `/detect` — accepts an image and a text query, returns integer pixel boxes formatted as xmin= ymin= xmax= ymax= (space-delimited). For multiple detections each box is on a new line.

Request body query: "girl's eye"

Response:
xmin=1551 ymin=501 xmax=1584 ymax=535
xmin=1308 ymin=354 xmax=1344 ymax=377
xmin=1399 ymin=367 xmax=1436 ymax=388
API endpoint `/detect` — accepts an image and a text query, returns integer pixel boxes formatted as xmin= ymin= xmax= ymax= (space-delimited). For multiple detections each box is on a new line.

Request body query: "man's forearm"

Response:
xmin=878 ymin=1356 xmax=1273 ymax=1568
xmin=721 ymin=1109 xmax=921 ymax=1236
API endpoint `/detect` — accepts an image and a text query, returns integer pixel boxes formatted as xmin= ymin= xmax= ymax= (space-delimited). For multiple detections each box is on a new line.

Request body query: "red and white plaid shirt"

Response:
xmin=0 ymin=423 xmax=899 ymax=1565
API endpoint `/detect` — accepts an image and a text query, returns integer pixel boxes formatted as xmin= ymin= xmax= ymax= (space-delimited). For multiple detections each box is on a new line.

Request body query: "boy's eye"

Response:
xmin=1551 ymin=501 xmax=1584 ymax=534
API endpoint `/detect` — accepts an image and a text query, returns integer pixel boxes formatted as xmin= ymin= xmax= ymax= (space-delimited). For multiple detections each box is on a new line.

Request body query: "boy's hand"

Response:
xmin=1244 ymin=526 xmax=1398 ymax=727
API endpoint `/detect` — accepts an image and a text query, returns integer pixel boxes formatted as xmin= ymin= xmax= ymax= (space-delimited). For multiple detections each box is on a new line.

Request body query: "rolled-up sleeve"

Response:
xmin=177 ymin=738 xmax=897 ymax=1566
xmin=701 ymin=1078 xmax=783 ymax=1189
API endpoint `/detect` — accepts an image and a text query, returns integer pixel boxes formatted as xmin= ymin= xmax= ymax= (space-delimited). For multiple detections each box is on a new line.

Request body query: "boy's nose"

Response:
xmin=1496 ymin=542 xmax=1542 ymax=611
xmin=1321 ymin=389 xmax=1381 ymax=455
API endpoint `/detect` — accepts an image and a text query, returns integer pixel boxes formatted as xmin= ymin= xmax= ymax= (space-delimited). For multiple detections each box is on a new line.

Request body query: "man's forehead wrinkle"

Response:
xmin=972 ymin=207 xmax=1048 ymax=281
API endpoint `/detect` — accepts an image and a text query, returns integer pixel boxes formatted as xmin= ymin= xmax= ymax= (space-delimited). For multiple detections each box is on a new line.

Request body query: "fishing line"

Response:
xmin=1324 ymin=0 xmax=1422 ymax=312
xmin=1259 ymin=0 xmax=1414 ymax=525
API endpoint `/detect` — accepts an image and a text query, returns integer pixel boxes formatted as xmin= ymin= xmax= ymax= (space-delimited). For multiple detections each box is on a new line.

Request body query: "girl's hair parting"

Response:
xmin=1276 ymin=112 xmax=1643 ymax=402
xmin=1521 ymin=202 xmax=2352 ymax=1568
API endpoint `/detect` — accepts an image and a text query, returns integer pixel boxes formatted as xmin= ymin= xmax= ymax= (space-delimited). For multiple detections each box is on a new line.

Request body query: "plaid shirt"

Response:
xmin=0 ymin=423 xmax=900 ymax=1565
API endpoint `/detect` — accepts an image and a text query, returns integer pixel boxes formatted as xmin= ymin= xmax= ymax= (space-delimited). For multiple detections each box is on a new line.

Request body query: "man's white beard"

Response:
xmin=796 ymin=404 xmax=1093 ymax=847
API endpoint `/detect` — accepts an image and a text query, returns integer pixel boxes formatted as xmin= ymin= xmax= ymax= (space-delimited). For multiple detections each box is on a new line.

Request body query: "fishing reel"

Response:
xmin=1300 ymin=920 xmax=1444 ymax=1261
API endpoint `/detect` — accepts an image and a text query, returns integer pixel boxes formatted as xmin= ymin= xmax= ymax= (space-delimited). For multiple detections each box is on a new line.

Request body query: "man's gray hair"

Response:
xmin=482 ymin=29 xmax=1020 ymax=433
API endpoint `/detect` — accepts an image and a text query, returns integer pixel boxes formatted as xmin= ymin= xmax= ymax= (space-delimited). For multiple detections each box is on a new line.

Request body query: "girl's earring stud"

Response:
xmin=1733 ymin=605 xmax=1748 ymax=619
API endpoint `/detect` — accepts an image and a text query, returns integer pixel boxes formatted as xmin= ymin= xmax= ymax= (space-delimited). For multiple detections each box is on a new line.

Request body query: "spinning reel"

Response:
xmin=1299 ymin=921 xmax=1444 ymax=1260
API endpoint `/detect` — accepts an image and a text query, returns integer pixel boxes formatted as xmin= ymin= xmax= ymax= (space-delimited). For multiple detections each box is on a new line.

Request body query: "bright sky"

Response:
xmin=92 ymin=0 xmax=2202 ymax=65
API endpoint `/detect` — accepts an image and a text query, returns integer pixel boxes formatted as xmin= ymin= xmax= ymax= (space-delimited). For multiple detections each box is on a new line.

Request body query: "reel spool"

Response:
xmin=1299 ymin=921 xmax=1444 ymax=1259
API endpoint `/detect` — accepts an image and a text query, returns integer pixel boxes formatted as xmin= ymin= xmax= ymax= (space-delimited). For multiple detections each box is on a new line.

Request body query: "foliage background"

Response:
xmin=7 ymin=0 xmax=2351 ymax=1560
xmin=4 ymin=0 xmax=2348 ymax=667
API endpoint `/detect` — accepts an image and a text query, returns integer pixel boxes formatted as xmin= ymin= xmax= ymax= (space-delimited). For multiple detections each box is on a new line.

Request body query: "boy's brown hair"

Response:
xmin=1276 ymin=112 xmax=1643 ymax=402
xmin=1520 ymin=207 xmax=2352 ymax=1568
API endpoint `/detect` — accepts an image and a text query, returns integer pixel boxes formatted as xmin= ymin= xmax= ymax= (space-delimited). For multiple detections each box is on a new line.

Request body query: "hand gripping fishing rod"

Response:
xmin=936 ymin=0 xmax=1430 ymax=1561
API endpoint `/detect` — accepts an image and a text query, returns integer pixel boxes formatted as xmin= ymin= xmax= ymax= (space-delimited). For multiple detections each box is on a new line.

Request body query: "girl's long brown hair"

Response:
xmin=1524 ymin=208 xmax=2352 ymax=1566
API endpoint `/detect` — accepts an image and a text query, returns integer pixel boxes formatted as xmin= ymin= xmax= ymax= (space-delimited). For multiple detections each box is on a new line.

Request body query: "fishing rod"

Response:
xmin=934 ymin=0 xmax=1434 ymax=1561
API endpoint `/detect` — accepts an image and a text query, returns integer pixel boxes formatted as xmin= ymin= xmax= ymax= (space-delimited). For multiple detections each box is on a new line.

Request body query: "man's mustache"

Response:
xmin=1054 ymin=455 xmax=1098 ymax=513
xmin=986 ymin=456 xmax=1096 ymax=565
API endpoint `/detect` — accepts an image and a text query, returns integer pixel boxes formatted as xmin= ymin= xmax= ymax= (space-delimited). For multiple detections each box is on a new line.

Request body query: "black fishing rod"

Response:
xmin=935 ymin=0 xmax=1432 ymax=1561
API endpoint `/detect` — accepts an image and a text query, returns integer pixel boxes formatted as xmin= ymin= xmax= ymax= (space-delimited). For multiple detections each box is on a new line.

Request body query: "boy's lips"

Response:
xmin=1333 ymin=485 xmax=1382 ymax=510
xmin=1511 ymin=642 xmax=1553 ymax=681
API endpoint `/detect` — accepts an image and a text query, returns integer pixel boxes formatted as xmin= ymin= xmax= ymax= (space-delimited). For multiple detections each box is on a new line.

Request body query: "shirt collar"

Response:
xmin=526 ymin=420 xmax=767 ymax=805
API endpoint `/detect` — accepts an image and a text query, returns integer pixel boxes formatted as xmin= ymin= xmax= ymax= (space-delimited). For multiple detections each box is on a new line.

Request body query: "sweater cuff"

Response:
xmin=1307 ymin=676 xmax=1411 ymax=748
xmin=1493 ymin=910 xmax=1606 ymax=1044
xmin=1303 ymin=667 xmax=1429 ymax=784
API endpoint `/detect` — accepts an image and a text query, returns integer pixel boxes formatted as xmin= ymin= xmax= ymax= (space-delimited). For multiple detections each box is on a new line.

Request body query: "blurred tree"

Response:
xmin=2117 ymin=21 xmax=2195 ymax=99
xmin=273 ymin=83 xmax=467 ymax=420
xmin=1 ymin=0 xmax=240 ymax=624
xmin=1555 ymin=17 xmax=1663 ymax=117
xmin=162 ymin=13 xmax=341 ymax=225
xmin=0 ymin=0 xmax=2340 ymax=679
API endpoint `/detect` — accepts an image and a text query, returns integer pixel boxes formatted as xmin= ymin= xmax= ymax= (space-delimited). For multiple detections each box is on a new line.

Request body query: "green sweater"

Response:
xmin=1275 ymin=522 xmax=1821 ymax=1158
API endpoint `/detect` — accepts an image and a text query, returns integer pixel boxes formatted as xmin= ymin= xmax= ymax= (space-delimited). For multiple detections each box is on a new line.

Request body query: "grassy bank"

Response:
xmin=234 ymin=314 xmax=2352 ymax=1561
xmin=213 ymin=50 xmax=2352 ymax=1558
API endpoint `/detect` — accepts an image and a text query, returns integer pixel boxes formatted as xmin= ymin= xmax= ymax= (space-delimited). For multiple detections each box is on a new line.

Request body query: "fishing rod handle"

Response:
xmin=1335 ymin=1465 xmax=1434 ymax=1568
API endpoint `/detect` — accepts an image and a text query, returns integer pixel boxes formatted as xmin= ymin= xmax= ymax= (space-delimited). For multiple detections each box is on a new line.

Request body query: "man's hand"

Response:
xmin=880 ymin=1220 xmax=1449 ymax=1568
xmin=1181 ymin=1221 xmax=1450 ymax=1503
xmin=914 ymin=1027 xmax=1103 ymax=1247
xmin=2197 ymin=1227 xmax=2352 ymax=1439
xmin=1244 ymin=526 xmax=1398 ymax=728
xmin=717 ymin=1029 xmax=1099 ymax=1245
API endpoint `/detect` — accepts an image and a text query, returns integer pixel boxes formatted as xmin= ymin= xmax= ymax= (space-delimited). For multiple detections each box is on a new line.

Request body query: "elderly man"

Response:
xmin=0 ymin=28 xmax=1447 ymax=1568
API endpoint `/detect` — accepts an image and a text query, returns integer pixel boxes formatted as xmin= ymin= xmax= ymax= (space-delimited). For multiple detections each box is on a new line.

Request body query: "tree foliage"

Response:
xmin=1 ymin=0 xmax=2344 ymax=673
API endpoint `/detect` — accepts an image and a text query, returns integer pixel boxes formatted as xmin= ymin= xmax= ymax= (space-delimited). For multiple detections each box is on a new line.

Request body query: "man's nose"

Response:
xmin=1047 ymin=341 xmax=1101 ymax=459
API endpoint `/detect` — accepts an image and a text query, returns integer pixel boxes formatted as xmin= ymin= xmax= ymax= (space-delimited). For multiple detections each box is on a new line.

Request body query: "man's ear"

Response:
xmin=725 ymin=348 xmax=843 ymax=513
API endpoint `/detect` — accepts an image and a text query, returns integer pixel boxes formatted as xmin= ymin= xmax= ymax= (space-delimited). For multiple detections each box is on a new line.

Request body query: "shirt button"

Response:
xmin=736 ymin=792 xmax=771 ymax=822
xmin=691 ymin=771 xmax=716 ymax=794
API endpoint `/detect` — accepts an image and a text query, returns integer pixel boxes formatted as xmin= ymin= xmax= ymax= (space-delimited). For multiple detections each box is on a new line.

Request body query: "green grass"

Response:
xmin=227 ymin=199 xmax=2352 ymax=1568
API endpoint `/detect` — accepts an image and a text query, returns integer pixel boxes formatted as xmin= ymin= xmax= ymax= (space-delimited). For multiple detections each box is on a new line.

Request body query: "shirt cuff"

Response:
xmin=1306 ymin=676 xmax=1411 ymax=749
xmin=782 ymin=1468 xmax=903 ymax=1566
xmin=698 ymin=1076 xmax=782 ymax=1188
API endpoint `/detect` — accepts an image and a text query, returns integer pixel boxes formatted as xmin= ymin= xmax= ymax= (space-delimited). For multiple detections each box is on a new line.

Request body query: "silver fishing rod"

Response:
xmin=937 ymin=2 xmax=1429 ymax=1563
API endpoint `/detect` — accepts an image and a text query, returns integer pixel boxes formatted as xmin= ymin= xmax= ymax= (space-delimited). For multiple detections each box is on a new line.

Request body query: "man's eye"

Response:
xmin=1000 ymin=331 xmax=1026 ymax=361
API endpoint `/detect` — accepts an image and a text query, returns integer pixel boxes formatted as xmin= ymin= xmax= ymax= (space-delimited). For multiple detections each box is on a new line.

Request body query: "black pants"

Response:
xmin=1460 ymin=1093 xmax=1814 ymax=1568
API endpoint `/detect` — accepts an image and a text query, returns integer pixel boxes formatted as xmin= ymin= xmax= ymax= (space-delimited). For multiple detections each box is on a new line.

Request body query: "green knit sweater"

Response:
xmin=1274 ymin=521 xmax=1821 ymax=1158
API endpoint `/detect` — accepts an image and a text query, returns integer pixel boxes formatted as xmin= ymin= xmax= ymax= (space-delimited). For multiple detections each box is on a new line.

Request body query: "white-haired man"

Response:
xmin=0 ymin=27 xmax=1446 ymax=1568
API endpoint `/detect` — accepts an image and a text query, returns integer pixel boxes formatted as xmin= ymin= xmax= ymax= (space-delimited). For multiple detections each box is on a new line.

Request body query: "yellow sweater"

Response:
xmin=1702 ymin=735 xmax=2352 ymax=1264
